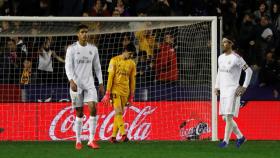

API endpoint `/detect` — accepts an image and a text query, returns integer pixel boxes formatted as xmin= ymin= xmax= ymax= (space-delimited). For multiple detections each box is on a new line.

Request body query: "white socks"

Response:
xmin=223 ymin=116 xmax=233 ymax=143
xmin=231 ymin=118 xmax=243 ymax=139
xmin=75 ymin=116 xmax=83 ymax=143
xmin=89 ymin=116 xmax=97 ymax=143
xmin=75 ymin=116 xmax=97 ymax=143
xmin=223 ymin=115 xmax=243 ymax=143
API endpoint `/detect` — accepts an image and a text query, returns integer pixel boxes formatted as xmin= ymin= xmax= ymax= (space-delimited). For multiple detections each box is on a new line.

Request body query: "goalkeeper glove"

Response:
xmin=101 ymin=91 xmax=111 ymax=106
xmin=126 ymin=93 xmax=134 ymax=106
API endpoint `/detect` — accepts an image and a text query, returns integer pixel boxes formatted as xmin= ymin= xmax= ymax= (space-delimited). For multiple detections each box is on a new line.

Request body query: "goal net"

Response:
xmin=0 ymin=17 xmax=218 ymax=141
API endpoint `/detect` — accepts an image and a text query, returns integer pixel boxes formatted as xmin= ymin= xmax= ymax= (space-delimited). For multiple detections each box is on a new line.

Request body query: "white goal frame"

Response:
xmin=0 ymin=16 xmax=218 ymax=141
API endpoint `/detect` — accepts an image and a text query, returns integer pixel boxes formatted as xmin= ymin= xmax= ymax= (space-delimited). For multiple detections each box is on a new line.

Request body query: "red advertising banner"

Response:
xmin=0 ymin=101 xmax=211 ymax=141
xmin=218 ymin=101 xmax=280 ymax=140
xmin=0 ymin=101 xmax=279 ymax=141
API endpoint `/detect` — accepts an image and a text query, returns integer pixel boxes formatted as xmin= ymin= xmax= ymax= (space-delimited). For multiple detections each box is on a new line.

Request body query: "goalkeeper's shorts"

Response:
xmin=111 ymin=93 xmax=128 ymax=111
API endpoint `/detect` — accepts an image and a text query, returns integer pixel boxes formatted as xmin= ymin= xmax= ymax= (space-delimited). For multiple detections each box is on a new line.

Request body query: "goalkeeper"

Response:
xmin=101 ymin=43 xmax=137 ymax=143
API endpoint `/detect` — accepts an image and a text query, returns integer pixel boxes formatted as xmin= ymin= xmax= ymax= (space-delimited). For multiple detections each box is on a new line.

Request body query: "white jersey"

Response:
xmin=65 ymin=42 xmax=103 ymax=90
xmin=38 ymin=49 xmax=53 ymax=72
xmin=215 ymin=51 xmax=247 ymax=97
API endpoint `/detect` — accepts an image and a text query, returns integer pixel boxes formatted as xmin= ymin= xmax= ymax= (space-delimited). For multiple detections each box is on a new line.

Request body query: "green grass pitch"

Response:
xmin=0 ymin=141 xmax=279 ymax=158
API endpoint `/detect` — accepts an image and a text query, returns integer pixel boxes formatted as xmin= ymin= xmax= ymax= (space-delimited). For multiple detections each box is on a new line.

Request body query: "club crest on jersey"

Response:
xmin=227 ymin=61 xmax=231 ymax=65
xmin=89 ymin=51 xmax=92 ymax=55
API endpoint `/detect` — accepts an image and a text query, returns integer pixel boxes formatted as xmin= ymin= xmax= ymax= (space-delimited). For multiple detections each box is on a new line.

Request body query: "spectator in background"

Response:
xmin=155 ymin=32 xmax=178 ymax=84
xmin=238 ymin=13 xmax=261 ymax=86
xmin=114 ymin=0 xmax=130 ymax=16
xmin=136 ymin=51 xmax=154 ymax=87
xmin=6 ymin=36 xmax=32 ymax=85
xmin=0 ymin=21 xmax=10 ymax=33
xmin=112 ymin=8 xmax=121 ymax=16
xmin=89 ymin=0 xmax=110 ymax=16
xmin=36 ymin=37 xmax=65 ymax=102
xmin=259 ymin=51 xmax=280 ymax=98
xmin=1 ymin=38 xmax=18 ymax=84
xmin=238 ymin=13 xmax=259 ymax=65
xmin=135 ymin=29 xmax=157 ymax=59
xmin=255 ymin=16 xmax=275 ymax=60
xmin=11 ymin=21 xmax=22 ymax=34
xmin=30 ymin=22 xmax=41 ymax=35
xmin=253 ymin=2 xmax=270 ymax=23
xmin=270 ymin=3 xmax=280 ymax=25
xmin=6 ymin=36 xmax=32 ymax=102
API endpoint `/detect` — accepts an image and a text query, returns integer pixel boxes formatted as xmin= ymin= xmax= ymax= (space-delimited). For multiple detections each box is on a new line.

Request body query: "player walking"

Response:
xmin=65 ymin=24 xmax=104 ymax=150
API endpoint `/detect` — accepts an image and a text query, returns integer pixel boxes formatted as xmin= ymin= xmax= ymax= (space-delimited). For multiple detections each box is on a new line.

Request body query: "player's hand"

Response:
xmin=101 ymin=91 xmax=111 ymax=106
xmin=214 ymin=88 xmax=220 ymax=96
xmin=98 ymin=84 xmax=105 ymax=96
xmin=126 ymin=93 xmax=134 ymax=107
xmin=70 ymin=80 xmax=77 ymax=92
xmin=235 ymin=86 xmax=246 ymax=96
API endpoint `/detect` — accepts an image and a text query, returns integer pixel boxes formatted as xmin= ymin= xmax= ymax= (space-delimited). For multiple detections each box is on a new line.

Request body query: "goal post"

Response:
xmin=0 ymin=16 xmax=218 ymax=141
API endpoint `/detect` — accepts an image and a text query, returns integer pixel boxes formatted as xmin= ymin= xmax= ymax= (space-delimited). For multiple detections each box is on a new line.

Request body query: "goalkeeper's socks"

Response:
xmin=89 ymin=116 xmax=97 ymax=142
xmin=116 ymin=114 xmax=126 ymax=136
xmin=75 ymin=116 xmax=83 ymax=143
xmin=112 ymin=116 xmax=119 ymax=137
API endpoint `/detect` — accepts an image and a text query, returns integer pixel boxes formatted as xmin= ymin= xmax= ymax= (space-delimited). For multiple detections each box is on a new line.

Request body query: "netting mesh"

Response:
xmin=0 ymin=18 xmax=214 ymax=141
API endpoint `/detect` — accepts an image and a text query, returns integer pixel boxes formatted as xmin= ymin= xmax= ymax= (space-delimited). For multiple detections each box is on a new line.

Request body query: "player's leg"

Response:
xmin=75 ymin=106 xmax=84 ymax=146
xmin=112 ymin=94 xmax=127 ymax=142
xmin=110 ymin=94 xmax=119 ymax=143
xmin=70 ymin=89 xmax=84 ymax=150
xmin=231 ymin=117 xmax=246 ymax=147
xmin=219 ymin=115 xmax=233 ymax=148
xmin=223 ymin=115 xmax=234 ymax=144
xmin=119 ymin=95 xmax=129 ymax=142
xmin=87 ymin=101 xmax=99 ymax=148
xmin=231 ymin=96 xmax=246 ymax=147
xmin=231 ymin=118 xmax=243 ymax=139
xmin=85 ymin=88 xmax=99 ymax=149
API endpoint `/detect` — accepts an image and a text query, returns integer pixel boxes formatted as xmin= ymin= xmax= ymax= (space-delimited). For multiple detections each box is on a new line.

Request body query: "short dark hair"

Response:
xmin=77 ymin=24 xmax=88 ymax=32
xmin=125 ymin=42 xmax=136 ymax=53
xmin=124 ymin=42 xmax=136 ymax=58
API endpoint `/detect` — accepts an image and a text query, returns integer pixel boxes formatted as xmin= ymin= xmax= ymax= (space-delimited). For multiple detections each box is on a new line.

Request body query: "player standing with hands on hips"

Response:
xmin=65 ymin=24 xmax=104 ymax=150
xmin=215 ymin=36 xmax=252 ymax=148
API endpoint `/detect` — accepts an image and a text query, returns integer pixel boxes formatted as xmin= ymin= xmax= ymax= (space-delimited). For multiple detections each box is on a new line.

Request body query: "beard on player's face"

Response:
xmin=223 ymin=43 xmax=232 ymax=53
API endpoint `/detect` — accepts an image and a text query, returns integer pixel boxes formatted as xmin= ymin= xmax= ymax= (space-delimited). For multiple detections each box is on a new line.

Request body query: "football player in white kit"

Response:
xmin=215 ymin=37 xmax=252 ymax=148
xmin=65 ymin=24 xmax=104 ymax=150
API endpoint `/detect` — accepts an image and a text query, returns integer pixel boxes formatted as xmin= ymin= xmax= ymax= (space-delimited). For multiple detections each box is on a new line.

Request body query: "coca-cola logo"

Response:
xmin=49 ymin=105 xmax=157 ymax=141
xmin=179 ymin=118 xmax=211 ymax=140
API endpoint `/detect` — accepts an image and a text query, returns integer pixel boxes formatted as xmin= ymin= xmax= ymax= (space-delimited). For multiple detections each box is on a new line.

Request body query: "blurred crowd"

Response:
xmin=0 ymin=0 xmax=280 ymax=99
xmin=0 ymin=0 xmax=219 ymax=17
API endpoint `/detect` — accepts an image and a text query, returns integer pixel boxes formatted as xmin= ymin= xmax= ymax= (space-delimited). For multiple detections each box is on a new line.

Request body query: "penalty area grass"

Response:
xmin=0 ymin=140 xmax=279 ymax=158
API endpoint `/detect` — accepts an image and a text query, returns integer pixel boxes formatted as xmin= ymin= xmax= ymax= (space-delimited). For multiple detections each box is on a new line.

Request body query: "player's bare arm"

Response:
xmin=98 ymin=83 xmax=105 ymax=97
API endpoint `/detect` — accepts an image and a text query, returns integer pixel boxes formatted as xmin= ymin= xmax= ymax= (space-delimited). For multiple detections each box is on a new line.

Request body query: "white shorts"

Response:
xmin=219 ymin=95 xmax=240 ymax=117
xmin=70 ymin=88 xmax=98 ymax=107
